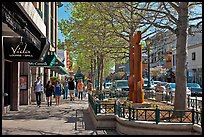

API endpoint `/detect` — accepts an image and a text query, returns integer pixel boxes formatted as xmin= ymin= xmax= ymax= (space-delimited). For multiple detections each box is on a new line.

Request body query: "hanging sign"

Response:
xmin=3 ymin=36 xmax=41 ymax=61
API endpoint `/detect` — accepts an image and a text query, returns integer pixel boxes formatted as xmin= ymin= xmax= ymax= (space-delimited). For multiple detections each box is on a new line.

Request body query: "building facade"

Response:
xmin=1 ymin=2 xmax=65 ymax=114
xmin=2 ymin=2 xmax=48 ymax=113
xmin=150 ymin=30 xmax=202 ymax=86
xmin=186 ymin=33 xmax=202 ymax=86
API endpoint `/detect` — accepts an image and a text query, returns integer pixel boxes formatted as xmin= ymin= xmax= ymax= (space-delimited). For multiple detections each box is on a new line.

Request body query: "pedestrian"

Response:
xmin=54 ymin=81 xmax=62 ymax=106
xmin=86 ymin=80 xmax=93 ymax=95
xmin=34 ymin=76 xmax=44 ymax=107
xmin=45 ymin=80 xmax=54 ymax=106
xmin=52 ymin=80 xmax=57 ymax=98
xmin=63 ymin=78 xmax=69 ymax=99
xmin=68 ymin=77 xmax=76 ymax=101
xmin=75 ymin=79 xmax=79 ymax=97
xmin=77 ymin=79 xmax=85 ymax=100
xmin=84 ymin=84 xmax=87 ymax=98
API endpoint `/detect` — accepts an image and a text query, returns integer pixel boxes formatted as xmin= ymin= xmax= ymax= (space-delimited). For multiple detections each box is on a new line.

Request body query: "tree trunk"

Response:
xmin=129 ymin=29 xmax=135 ymax=101
xmin=93 ymin=54 xmax=97 ymax=90
xmin=97 ymin=53 xmax=100 ymax=90
xmin=100 ymin=54 xmax=104 ymax=91
xmin=174 ymin=2 xmax=188 ymax=113
xmin=90 ymin=57 xmax=94 ymax=87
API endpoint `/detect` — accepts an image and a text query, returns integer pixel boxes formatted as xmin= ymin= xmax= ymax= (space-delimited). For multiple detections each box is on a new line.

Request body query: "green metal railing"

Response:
xmin=88 ymin=94 xmax=202 ymax=127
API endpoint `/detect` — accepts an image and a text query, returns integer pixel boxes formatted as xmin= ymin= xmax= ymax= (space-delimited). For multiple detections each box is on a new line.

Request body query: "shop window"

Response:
xmin=192 ymin=52 xmax=196 ymax=60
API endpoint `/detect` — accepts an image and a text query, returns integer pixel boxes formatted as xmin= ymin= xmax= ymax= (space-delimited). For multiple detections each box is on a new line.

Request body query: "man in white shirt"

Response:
xmin=34 ymin=76 xmax=44 ymax=107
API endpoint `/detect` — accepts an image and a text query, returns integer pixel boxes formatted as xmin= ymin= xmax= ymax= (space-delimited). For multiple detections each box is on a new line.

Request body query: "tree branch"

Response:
xmin=168 ymin=2 xmax=179 ymax=12
xmin=189 ymin=17 xmax=202 ymax=21
xmin=162 ymin=2 xmax=178 ymax=24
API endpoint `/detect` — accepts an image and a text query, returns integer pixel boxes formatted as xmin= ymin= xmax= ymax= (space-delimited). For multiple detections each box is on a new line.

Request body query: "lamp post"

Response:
xmin=145 ymin=38 xmax=152 ymax=90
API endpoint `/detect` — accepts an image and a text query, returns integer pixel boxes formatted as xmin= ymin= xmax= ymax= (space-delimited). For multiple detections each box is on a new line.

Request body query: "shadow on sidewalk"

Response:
xmin=64 ymin=108 xmax=96 ymax=131
xmin=2 ymin=98 xmax=89 ymax=120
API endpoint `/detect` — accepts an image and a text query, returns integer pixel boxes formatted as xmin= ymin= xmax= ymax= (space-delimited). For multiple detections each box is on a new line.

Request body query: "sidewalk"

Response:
xmin=2 ymin=96 xmax=119 ymax=135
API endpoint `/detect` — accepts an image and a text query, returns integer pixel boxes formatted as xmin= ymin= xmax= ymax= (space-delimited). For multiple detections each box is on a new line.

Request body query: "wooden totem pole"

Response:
xmin=128 ymin=31 xmax=144 ymax=103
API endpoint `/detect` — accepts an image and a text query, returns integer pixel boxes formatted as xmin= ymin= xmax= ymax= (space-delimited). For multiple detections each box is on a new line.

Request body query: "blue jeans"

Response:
xmin=78 ymin=91 xmax=83 ymax=100
xmin=75 ymin=90 xmax=78 ymax=97
xmin=63 ymin=87 xmax=68 ymax=99
xmin=83 ymin=91 xmax=87 ymax=97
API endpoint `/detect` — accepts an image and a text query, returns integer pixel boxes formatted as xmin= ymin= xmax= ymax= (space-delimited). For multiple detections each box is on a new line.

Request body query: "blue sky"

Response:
xmin=58 ymin=2 xmax=72 ymax=42
xmin=58 ymin=2 xmax=202 ymax=42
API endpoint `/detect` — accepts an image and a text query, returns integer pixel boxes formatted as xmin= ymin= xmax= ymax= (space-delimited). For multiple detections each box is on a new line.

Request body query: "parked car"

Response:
xmin=165 ymin=83 xmax=191 ymax=96
xmin=153 ymin=81 xmax=161 ymax=88
xmin=187 ymin=83 xmax=201 ymax=88
xmin=190 ymin=88 xmax=202 ymax=97
xmin=110 ymin=80 xmax=129 ymax=96
xmin=155 ymin=82 xmax=168 ymax=92
xmin=143 ymin=78 xmax=154 ymax=90
xmin=187 ymin=83 xmax=202 ymax=97
xmin=104 ymin=82 xmax=112 ymax=90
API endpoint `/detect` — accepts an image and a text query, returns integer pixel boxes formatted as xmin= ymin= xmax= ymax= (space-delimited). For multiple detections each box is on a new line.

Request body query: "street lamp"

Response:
xmin=145 ymin=38 xmax=152 ymax=90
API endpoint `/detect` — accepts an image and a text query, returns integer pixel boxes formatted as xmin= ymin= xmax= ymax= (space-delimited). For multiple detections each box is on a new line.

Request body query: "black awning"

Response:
xmin=39 ymin=38 xmax=50 ymax=62
xmin=3 ymin=36 xmax=49 ymax=62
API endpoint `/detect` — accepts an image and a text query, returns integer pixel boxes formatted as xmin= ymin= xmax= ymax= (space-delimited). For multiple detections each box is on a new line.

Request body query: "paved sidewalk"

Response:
xmin=2 ymin=97 xmax=119 ymax=135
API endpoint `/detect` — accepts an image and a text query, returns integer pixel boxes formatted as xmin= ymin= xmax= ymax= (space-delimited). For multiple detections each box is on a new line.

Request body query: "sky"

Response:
xmin=58 ymin=2 xmax=202 ymax=42
xmin=58 ymin=2 xmax=72 ymax=42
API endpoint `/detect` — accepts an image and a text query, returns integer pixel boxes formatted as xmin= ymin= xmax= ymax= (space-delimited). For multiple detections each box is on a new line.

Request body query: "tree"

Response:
xmin=134 ymin=2 xmax=201 ymax=112
xmin=58 ymin=2 xmax=128 ymax=90
xmin=58 ymin=2 xmax=202 ymax=112
xmin=97 ymin=2 xmax=202 ymax=111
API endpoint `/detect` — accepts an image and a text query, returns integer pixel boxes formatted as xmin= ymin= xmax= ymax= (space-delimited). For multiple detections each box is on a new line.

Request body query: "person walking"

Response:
xmin=75 ymin=79 xmax=78 ymax=97
xmin=86 ymin=80 xmax=93 ymax=95
xmin=68 ymin=77 xmax=75 ymax=101
xmin=54 ymin=81 xmax=62 ymax=106
xmin=63 ymin=78 xmax=69 ymax=99
xmin=77 ymin=79 xmax=85 ymax=100
xmin=52 ymin=80 xmax=57 ymax=98
xmin=34 ymin=76 xmax=44 ymax=107
xmin=45 ymin=80 xmax=54 ymax=106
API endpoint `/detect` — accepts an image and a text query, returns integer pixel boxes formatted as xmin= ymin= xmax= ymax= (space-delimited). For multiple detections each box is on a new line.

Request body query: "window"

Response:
xmin=173 ymin=54 xmax=175 ymax=66
xmin=192 ymin=52 xmax=196 ymax=60
xmin=44 ymin=2 xmax=48 ymax=24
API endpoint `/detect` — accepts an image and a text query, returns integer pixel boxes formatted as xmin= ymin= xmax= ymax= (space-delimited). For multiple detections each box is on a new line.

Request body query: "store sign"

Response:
xmin=3 ymin=36 xmax=41 ymax=61
xmin=10 ymin=41 xmax=32 ymax=57
xmin=29 ymin=62 xmax=48 ymax=67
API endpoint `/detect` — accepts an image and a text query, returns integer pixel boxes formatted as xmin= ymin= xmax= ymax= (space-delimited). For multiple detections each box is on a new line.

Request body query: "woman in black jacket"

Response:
xmin=45 ymin=81 xmax=54 ymax=106
xmin=68 ymin=77 xmax=75 ymax=101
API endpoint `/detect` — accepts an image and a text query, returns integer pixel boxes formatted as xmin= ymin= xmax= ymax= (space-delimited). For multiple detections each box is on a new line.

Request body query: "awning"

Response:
xmin=51 ymin=66 xmax=69 ymax=75
xmin=3 ymin=36 xmax=49 ymax=62
xmin=30 ymin=53 xmax=64 ymax=68
xmin=74 ymin=67 xmax=85 ymax=79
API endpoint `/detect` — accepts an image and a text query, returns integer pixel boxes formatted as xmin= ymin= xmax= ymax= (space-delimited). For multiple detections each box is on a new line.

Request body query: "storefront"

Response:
xmin=2 ymin=2 xmax=49 ymax=113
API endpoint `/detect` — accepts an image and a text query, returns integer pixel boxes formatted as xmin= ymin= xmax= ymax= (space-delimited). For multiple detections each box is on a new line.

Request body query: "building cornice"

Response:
xmin=15 ymin=2 xmax=46 ymax=37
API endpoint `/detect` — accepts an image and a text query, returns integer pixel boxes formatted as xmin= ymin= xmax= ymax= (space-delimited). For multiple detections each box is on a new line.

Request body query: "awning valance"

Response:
xmin=51 ymin=66 xmax=69 ymax=75
xmin=30 ymin=53 xmax=64 ymax=68
xmin=74 ymin=67 xmax=85 ymax=79
xmin=3 ymin=36 xmax=49 ymax=62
